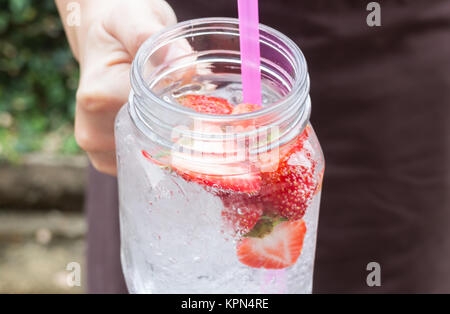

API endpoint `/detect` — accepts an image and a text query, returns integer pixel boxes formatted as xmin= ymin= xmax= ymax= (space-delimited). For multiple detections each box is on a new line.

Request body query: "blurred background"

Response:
xmin=0 ymin=0 xmax=85 ymax=293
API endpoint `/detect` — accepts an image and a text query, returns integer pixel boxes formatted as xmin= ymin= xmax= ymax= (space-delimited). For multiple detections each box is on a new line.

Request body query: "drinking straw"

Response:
xmin=238 ymin=0 xmax=286 ymax=294
xmin=237 ymin=0 xmax=262 ymax=106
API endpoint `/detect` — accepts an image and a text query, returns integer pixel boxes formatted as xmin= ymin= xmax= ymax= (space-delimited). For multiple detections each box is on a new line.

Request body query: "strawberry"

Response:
xmin=232 ymin=103 xmax=262 ymax=115
xmin=221 ymin=194 xmax=264 ymax=235
xmin=178 ymin=171 xmax=261 ymax=193
xmin=143 ymin=147 xmax=261 ymax=193
xmin=171 ymin=157 xmax=262 ymax=193
xmin=236 ymin=219 xmax=306 ymax=269
xmin=260 ymin=131 xmax=318 ymax=220
xmin=178 ymin=95 xmax=233 ymax=115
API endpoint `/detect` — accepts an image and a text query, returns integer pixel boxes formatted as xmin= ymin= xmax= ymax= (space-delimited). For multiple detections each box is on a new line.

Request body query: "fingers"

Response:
xmin=75 ymin=22 xmax=131 ymax=175
xmin=73 ymin=0 xmax=190 ymax=176
xmin=75 ymin=60 xmax=129 ymax=174
xmin=88 ymin=151 xmax=117 ymax=176
xmin=151 ymin=0 xmax=177 ymax=26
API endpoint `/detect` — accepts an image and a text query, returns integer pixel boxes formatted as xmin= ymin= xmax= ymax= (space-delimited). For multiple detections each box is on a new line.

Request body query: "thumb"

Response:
xmin=104 ymin=0 xmax=177 ymax=58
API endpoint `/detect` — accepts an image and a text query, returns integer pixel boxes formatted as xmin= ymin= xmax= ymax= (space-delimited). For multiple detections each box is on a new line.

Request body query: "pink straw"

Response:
xmin=238 ymin=0 xmax=287 ymax=294
xmin=237 ymin=0 xmax=262 ymax=106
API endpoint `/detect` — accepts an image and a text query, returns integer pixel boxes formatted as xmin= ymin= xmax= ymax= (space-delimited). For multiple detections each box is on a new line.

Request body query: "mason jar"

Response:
xmin=115 ymin=17 xmax=324 ymax=294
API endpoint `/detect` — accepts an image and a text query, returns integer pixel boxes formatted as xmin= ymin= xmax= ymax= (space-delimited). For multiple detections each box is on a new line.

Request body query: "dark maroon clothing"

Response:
xmin=85 ymin=165 xmax=127 ymax=294
xmin=86 ymin=0 xmax=450 ymax=293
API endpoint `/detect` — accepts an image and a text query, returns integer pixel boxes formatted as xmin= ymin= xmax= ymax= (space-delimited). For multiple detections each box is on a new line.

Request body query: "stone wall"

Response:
xmin=0 ymin=153 xmax=87 ymax=211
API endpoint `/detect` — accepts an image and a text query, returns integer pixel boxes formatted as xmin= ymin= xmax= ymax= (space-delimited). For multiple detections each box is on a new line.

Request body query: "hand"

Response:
xmin=56 ymin=0 xmax=177 ymax=175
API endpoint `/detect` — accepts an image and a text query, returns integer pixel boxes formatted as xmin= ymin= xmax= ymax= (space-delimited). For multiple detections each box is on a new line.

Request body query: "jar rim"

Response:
xmin=130 ymin=17 xmax=309 ymax=123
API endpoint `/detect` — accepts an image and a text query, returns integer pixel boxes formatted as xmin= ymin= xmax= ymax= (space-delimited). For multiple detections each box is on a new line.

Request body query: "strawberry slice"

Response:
xmin=232 ymin=103 xmax=262 ymax=115
xmin=237 ymin=220 xmax=306 ymax=269
xmin=173 ymin=96 xmax=264 ymax=191
xmin=171 ymin=150 xmax=261 ymax=193
xmin=260 ymin=130 xmax=318 ymax=220
xmin=261 ymin=157 xmax=317 ymax=220
xmin=178 ymin=95 xmax=233 ymax=115
xmin=173 ymin=164 xmax=262 ymax=193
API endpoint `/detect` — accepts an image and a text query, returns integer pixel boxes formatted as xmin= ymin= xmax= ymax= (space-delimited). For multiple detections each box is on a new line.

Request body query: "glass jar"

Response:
xmin=115 ymin=17 xmax=324 ymax=294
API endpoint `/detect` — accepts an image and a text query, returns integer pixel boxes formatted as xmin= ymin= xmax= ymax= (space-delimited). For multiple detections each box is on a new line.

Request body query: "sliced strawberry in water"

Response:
xmin=236 ymin=220 xmax=306 ymax=269
xmin=171 ymin=153 xmax=261 ymax=193
xmin=178 ymin=95 xmax=233 ymax=115
xmin=261 ymin=159 xmax=317 ymax=221
xmin=174 ymin=166 xmax=261 ymax=193
xmin=260 ymin=128 xmax=318 ymax=221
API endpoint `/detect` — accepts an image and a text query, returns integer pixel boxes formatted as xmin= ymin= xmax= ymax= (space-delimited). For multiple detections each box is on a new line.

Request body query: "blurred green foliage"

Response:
xmin=0 ymin=0 xmax=80 ymax=162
